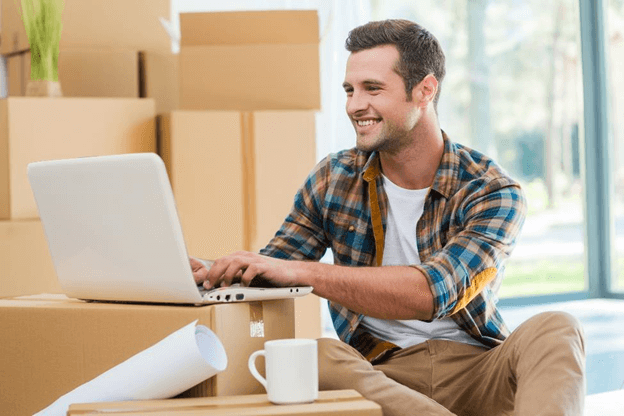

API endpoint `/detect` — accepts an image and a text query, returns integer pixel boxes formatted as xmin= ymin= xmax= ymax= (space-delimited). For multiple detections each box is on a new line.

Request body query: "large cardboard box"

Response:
xmin=158 ymin=110 xmax=316 ymax=258
xmin=158 ymin=110 xmax=321 ymax=339
xmin=0 ymin=294 xmax=295 ymax=416
xmin=8 ymin=48 xmax=139 ymax=98
xmin=0 ymin=97 xmax=156 ymax=219
xmin=67 ymin=390 xmax=383 ymax=416
xmin=0 ymin=220 xmax=61 ymax=298
xmin=7 ymin=49 xmax=178 ymax=114
xmin=0 ymin=0 xmax=171 ymax=54
xmin=178 ymin=11 xmax=320 ymax=111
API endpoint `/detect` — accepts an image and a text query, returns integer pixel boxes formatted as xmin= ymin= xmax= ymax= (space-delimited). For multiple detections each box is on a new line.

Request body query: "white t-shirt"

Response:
xmin=358 ymin=174 xmax=485 ymax=349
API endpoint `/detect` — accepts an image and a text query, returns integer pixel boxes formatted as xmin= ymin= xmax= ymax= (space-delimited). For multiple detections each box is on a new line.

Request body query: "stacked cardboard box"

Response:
xmin=0 ymin=9 xmax=325 ymax=416
xmin=159 ymin=10 xmax=322 ymax=339
xmin=0 ymin=294 xmax=295 ymax=416
xmin=0 ymin=0 xmax=172 ymax=53
xmin=0 ymin=97 xmax=156 ymax=298
xmin=1 ymin=0 xmax=177 ymax=113
xmin=5 ymin=48 xmax=178 ymax=114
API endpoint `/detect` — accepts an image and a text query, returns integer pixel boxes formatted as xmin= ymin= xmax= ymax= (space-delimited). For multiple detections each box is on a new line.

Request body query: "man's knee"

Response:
xmin=529 ymin=311 xmax=586 ymax=354
xmin=317 ymin=337 xmax=367 ymax=390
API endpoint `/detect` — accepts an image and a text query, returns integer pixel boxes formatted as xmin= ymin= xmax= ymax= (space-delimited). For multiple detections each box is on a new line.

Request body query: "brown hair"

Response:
xmin=345 ymin=19 xmax=446 ymax=109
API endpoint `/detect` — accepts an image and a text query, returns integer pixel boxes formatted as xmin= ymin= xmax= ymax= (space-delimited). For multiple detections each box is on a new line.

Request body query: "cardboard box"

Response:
xmin=0 ymin=294 xmax=295 ymax=416
xmin=8 ymin=49 xmax=178 ymax=114
xmin=67 ymin=390 xmax=383 ymax=415
xmin=0 ymin=0 xmax=171 ymax=54
xmin=158 ymin=110 xmax=321 ymax=339
xmin=8 ymin=48 xmax=139 ymax=97
xmin=158 ymin=110 xmax=316 ymax=259
xmin=0 ymin=97 xmax=156 ymax=219
xmin=0 ymin=220 xmax=62 ymax=298
xmin=178 ymin=11 xmax=320 ymax=111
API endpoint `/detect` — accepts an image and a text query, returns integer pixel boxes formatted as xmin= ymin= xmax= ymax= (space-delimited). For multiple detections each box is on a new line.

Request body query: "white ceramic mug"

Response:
xmin=248 ymin=338 xmax=318 ymax=404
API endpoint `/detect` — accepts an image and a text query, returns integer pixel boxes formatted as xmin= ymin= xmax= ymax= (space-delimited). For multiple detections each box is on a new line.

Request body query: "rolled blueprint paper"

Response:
xmin=34 ymin=320 xmax=227 ymax=416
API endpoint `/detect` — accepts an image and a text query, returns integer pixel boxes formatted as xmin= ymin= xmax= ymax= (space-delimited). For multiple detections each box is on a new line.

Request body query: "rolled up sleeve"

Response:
xmin=413 ymin=180 xmax=527 ymax=319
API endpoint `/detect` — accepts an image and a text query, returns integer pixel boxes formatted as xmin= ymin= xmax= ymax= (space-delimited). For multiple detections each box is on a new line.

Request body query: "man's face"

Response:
xmin=343 ymin=44 xmax=421 ymax=154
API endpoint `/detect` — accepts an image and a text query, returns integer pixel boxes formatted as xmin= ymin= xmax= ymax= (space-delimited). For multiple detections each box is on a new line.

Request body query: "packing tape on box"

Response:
xmin=249 ymin=301 xmax=264 ymax=337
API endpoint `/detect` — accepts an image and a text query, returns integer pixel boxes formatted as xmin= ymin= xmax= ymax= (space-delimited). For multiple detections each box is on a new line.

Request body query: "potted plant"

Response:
xmin=17 ymin=0 xmax=64 ymax=97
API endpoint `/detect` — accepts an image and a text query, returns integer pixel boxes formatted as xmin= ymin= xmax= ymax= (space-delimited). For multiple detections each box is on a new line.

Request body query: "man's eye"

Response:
xmin=367 ymin=86 xmax=380 ymax=91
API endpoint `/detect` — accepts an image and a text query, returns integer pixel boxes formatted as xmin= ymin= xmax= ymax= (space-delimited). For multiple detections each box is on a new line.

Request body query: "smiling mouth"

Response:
xmin=356 ymin=119 xmax=380 ymax=127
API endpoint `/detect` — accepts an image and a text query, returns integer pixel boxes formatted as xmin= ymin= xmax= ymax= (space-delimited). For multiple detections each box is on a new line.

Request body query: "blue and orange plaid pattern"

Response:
xmin=260 ymin=132 xmax=527 ymax=352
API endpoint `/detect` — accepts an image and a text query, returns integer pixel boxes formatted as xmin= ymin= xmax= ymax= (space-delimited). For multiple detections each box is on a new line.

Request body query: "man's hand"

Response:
xmin=189 ymin=256 xmax=211 ymax=285
xmin=205 ymin=251 xmax=301 ymax=289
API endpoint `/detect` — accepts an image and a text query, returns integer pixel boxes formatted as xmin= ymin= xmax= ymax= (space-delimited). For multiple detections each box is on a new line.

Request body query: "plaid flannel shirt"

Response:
xmin=260 ymin=132 xmax=527 ymax=353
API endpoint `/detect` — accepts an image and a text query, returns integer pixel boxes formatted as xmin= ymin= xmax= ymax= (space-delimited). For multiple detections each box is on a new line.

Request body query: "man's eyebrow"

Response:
xmin=362 ymin=79 xmax=384 ymax=86
xmin=342 ymin=79 xmax=385 ymax=89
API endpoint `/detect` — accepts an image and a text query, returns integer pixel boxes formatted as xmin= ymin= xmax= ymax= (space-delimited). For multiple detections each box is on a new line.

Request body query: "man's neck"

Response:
xmin=379 ymin=117 xmax=444 ymax=190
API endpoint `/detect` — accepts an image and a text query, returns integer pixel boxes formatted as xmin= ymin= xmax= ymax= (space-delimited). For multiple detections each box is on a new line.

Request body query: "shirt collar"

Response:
xmin=362 ymin=151 xmax=380 ymax=183
xmin=360 ymin=131 xmax=458 ymax=198
xmin=429 ymin=131 xmax=458 ymax=199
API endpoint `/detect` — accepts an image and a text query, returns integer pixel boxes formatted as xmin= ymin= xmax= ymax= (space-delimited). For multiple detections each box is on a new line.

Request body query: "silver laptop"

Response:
xmin=27 ymin=153 xmax=313 ymax=305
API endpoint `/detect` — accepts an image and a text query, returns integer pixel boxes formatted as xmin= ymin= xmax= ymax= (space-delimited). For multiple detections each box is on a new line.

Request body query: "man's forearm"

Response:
xmin=296 ymin=261 xmax=434 ymax=321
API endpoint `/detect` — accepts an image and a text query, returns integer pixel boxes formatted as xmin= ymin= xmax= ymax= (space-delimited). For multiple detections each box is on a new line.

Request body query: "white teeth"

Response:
xmin=357 ymin=120 xmax=378 ymax=126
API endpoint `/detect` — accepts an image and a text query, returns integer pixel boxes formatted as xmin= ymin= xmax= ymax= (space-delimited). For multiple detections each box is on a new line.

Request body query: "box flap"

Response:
xmin=179 ymin=10 xmax=319 ymax=47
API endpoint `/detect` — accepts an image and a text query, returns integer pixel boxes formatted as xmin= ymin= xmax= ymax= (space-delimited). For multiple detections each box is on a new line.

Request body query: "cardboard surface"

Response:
xmin=140 ymin=50 xmax=179 ymax=115
xmin=67 ymin=390 xmax=383 ymax=416
xmin=251 ymin=111 xmax=317 ymax=252
xmin=0 ymin=0 xmax=171 ymax=54
xmin=178 ymin=11 xmax=320 ymax=111
xmin=9 ymin=49 xmax=179 ymax=114
xmin=0 ymin=220 xmax=62 ymax=298
xmin=0 ymin=294 xmax=295 ymax=416
xmin=0 ymin=97 xmax=156 ymax=219
xmin=9 ymin=49 xmax=140 ymax=97
xmin=158 ymin=110 xmax=321 ymax=338
xmin=158 ymin=111 xmax=245 ymax=261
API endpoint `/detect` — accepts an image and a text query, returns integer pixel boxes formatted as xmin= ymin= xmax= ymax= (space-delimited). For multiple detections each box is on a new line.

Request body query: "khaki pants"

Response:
xmin=318 ymin=311 xmax=586 ymax=416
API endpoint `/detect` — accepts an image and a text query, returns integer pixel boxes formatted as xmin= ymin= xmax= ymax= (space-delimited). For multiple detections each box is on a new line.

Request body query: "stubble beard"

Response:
xmin=355 ymin=121 xmax=412 ymax=155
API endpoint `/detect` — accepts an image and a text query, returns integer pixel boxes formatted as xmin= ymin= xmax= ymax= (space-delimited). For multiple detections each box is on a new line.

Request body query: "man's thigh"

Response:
xmin=377 ymin=340 xmax=515 ymax=416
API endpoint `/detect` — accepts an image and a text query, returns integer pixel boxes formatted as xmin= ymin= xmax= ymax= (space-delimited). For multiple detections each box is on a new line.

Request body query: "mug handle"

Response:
xmin=248 ymin=350 xmax=267 ymax=389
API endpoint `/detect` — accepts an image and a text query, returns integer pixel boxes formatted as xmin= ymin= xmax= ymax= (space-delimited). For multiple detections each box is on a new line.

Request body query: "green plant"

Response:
xmin=16 ymin=0 xmax=64 ymax=82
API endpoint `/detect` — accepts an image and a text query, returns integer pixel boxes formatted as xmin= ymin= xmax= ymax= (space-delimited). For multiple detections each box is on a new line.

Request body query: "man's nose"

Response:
xmin=346 ymin=91 xmax=369 ymax=116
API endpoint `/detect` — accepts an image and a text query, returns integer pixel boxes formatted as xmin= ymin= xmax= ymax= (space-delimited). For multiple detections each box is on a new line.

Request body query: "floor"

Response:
xmin=321 ymin=298 xmax=624 ymax=395
xmin=500 ymin=298 xmax=624 ymax=395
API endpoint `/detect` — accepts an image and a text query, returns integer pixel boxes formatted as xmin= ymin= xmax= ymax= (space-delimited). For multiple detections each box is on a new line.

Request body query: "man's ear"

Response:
xmin=413 ymin=74 xmax=438 ymax=107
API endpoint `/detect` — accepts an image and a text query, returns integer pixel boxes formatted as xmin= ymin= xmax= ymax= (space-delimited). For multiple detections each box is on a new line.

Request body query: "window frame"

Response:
xmin=500 ymin=0 xmax=624 ymax=306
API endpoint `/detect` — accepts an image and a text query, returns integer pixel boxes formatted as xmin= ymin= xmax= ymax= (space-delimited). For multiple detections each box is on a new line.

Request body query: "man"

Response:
xmin=191 ymin=19 xmax=585 ymax=416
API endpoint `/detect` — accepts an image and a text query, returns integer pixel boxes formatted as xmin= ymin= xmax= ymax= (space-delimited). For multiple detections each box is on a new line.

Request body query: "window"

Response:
xmin=371 ymin=0 xmax=587 ymax=299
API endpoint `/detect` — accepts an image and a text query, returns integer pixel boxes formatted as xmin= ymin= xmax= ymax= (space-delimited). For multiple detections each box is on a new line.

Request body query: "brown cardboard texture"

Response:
xmin=0 ymin=294 xmax=295 ymax=416
xmin=6 ymin=52 xmax=27 ymax=96
xmin=9 ymin=48 xmax=179 ymax=114
xmin=11 ymin=49 xmax=139 ymax=97
xmin=178 ymin=11 xmax=320 ymax=111
xmin=140 ymin=51 xmax=179 ymax=115
xmin=67 ymin=390 xmax=383 ymax=416
xmin=0 ymin=97 xmax=156 ymax=219
xmin=0 ymin=220 xmax=62 ymax=298
xmin=0 ymin=0 xmax=171 ymax=54
xmin=158 ymin=110 xmax=320 ymax=338
xmin=158 ymin=111 xmax=245 ymax=260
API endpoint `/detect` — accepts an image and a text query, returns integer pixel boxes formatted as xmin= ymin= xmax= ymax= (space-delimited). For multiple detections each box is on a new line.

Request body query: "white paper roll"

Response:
xmin=34 ymin=320 xmax=227 ymax=416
